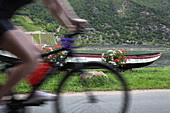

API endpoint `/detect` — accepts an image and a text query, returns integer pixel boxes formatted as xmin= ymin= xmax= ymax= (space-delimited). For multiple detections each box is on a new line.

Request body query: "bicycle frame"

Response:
xmin=27 ymin=34 xmax=84 ymax=99
xmin=3 ymin=31 xmax=86 ymax=105
xmin=1 ymin=29 xmax=130 ymax=113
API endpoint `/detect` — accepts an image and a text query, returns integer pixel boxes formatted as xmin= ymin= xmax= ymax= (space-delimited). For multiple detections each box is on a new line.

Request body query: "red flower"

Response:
xmin=55 ymin=46 xmax=60 ymax=49
xmin=102 ymin=48 xmax=127 ymax=68
xmin=44 ymin=47 xmax=51 ymax=50
xmin=115 ymin=59 xmax=120 ymax=62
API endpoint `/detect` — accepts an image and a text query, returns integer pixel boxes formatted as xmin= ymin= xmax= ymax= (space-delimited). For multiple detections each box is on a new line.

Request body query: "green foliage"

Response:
xmin=40 ymin=44 xmax=67 ymax=63
xmin=33 ymin=34 xmax=40 ymax=44
xmin=130 ymin=0 xmax=169 ymax=11
xmin=12 ymin=15 xmax=42 ymax=31
xmin=1 ymin=66 xmax=170 ymax=93
xmin=13 ymin=0 xmax=170 ymax=46
xmin=40 ymin=34 xmax=56 ymax=45
xmin=80 ymin=76 xmax=112 ymax=89
xmin=102 ymin=49 xmax=127 ymax=67
xmin=124 ymin=67 xmax=170 ymax=89
xmin=33 ymin=33 xmax=58 ymax=45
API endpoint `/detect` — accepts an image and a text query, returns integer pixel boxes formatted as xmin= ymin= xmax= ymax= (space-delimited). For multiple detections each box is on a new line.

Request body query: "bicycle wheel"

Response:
xmin=55 ymin=61 xmax=129 ymax=113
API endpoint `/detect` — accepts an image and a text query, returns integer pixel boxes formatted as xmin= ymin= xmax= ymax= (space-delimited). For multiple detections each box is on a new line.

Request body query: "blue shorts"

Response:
xmin=0 ymin=19 xmax=14 ymax=36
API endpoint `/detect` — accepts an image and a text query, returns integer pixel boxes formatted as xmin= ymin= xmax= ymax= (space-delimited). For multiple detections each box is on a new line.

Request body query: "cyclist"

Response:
xmin=0 ymin=0 xmax=87 ymax=107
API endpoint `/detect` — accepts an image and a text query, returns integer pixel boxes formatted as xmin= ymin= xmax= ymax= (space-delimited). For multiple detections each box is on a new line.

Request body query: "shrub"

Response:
xmin=39 ymin=44 xmax=67 ymax=63
xmin=102 ymin=48 xmax=127 ymax=67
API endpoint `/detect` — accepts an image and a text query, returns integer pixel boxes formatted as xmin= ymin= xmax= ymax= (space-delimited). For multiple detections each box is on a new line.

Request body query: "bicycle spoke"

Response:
xmin=69 ymin=102 xmax=89 ymax=113
xmin=66 ymin=101 xmax=88 ymax=112
xmin=56 ymin=62 xmax=129 ymax=113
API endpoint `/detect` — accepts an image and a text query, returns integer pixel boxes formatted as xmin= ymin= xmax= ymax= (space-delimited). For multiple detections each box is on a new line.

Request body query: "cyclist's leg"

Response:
xmin=0 ymin=28 xmax=41 ymax=102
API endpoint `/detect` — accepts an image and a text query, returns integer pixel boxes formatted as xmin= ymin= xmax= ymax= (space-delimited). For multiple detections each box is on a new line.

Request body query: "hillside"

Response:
xmin=14 ymin=0 xmax=170 ymax=46
xmin=11 ymin=15 xmax=42 ymax=31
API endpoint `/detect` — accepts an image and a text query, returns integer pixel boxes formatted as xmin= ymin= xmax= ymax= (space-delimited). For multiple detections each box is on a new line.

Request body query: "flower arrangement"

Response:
xmin=39 ymin=44 xmax=67 ymax=63
xmin=102 ymin=48 xmax=127 ymax=67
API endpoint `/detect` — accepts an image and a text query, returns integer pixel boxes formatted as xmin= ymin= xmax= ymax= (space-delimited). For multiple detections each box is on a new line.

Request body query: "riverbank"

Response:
xmin=78 ymin=45 xmax=170 ymax=51
xmin=0 ymin=66 xmax=169 ymax=94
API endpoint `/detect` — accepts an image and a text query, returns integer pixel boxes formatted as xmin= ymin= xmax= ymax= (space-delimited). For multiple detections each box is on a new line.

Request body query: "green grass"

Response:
xmin=0 ymin=67 xmax=169 ymax=94
xmin=33 ymin=34 xmax=40 ymax=44
xmin=22 ymin=23 xmax=42 ymax=31
xmin=123 ymin=67 xmax=170 ymax=89
xmin=58 ymin=70 xmax=123 ymax=92
xmin=40 ymin=34 xmax=56 ymax=45
xmin=12 ymin=15 xmax=42 ymax=31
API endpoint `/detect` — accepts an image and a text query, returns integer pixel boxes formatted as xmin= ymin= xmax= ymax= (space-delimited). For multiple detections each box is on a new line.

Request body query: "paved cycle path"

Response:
xmin=25 ymin=89 xmax=170 ymax=113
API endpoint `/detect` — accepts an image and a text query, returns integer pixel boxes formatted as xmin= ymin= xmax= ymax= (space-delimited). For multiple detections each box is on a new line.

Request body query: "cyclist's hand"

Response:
xmin=66 ymin=25 xmax=79 ymax=32
xmin=67 ymin=18 xmax=88 ymax=32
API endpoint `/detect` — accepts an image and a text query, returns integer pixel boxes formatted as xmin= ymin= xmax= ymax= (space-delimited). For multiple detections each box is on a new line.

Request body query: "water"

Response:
xmin=145 ymin=51 xmax=170 ymax=67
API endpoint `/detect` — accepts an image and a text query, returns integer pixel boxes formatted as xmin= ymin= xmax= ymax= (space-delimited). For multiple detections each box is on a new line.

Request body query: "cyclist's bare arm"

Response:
xmin=41 ymin=0 xmax=87 ymax=31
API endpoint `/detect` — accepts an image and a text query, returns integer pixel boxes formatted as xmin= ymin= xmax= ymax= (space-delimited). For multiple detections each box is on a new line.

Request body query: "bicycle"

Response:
xmin=0 ymin=28 xmax=130 ymax=113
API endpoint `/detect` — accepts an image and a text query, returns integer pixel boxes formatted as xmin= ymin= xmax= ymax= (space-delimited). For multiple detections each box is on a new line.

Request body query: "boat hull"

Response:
xmin=66 ymin=52 xmax=162 ymax=70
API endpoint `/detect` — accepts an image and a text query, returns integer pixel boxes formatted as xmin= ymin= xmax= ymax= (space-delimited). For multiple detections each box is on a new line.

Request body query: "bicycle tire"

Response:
xmin=55 ymin=61 xmax=129 ymax=113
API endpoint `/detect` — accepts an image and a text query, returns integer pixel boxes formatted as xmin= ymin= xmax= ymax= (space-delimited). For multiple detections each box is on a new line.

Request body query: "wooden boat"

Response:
xmin=0 ymin=50 xmax=162 ymax=70
xmin=66 ymin=52 xmax=162 ymax=70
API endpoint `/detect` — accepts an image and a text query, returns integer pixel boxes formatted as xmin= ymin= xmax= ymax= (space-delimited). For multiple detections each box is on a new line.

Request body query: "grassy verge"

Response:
xmin=0 ymin=67 xmax=169 ymax=94
xmin=123 ymin=67 xmax=170 ymax=89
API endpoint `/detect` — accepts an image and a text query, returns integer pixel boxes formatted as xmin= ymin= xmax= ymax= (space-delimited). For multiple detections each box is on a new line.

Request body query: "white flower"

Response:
xmin=110 ymin=62 xmax=116 ymax=65
xmin=102 ymin=53 xmax=105 ymax=57
xmin=118 ymin=50 xmax=122 ymax=53
xmin=102 ymin=57 xmax=106 ymax=61
xmin=107 ymin=50 xmax=116 ymax=55
xmin=62 ymin=51 xmax=68 ymax=55
xmin=113 ymin=50 xmax=116 ymax=54
xmin=56 ymin=62 xmax=59 ymax=64
xmin=60 ymin=56 xmax=63 ymax=58
xmin=107 ymin=50 xmax=113 ymax=53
